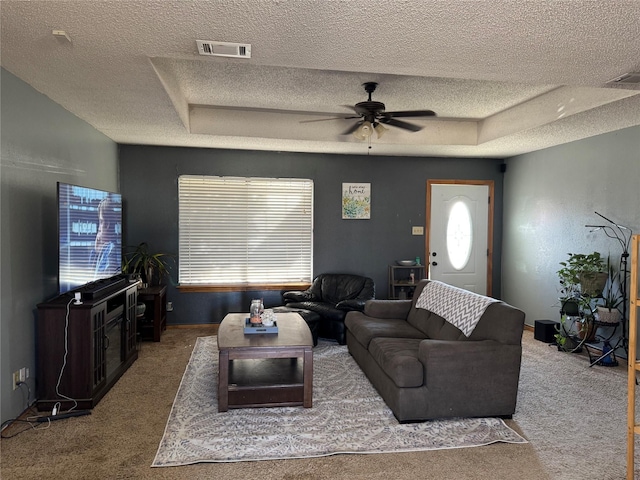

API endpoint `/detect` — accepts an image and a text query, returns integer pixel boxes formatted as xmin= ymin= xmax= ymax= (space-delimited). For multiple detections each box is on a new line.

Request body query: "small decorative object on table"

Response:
xmin=244 ymin=303 xmax=278 ymax=334
xmin=244 ymin=318 xmax=278 ymax=334
xmin=396 ymin=260 xmax=416 ymax=266
xmin=249 ymin=299 xmax=263 ymax=324
xmin=261 ymin=308 xmax=276 ymax=326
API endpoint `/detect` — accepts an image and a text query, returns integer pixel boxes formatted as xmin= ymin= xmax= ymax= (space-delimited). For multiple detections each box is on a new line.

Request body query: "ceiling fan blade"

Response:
xmin=384 ymin=110 xmax=436 ymax=118
xmin=299 ymin=116 xmax=359 ymax=124
xmin=341 ymin=121 xmax=363 ymax=135
xmin=379 ymin=117 xmax=423 ymax=132
xmin=340 ymin=104 xmax=358 ymax=113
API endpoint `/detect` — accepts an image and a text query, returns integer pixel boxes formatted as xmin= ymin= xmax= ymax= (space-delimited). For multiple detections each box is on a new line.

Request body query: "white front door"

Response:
xmin=427 ymin=181 xmax=493 ymax=295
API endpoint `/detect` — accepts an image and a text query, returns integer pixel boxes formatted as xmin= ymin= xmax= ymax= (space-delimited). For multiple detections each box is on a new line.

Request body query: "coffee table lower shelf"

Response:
xmin=225 ymin=358 xmax=306 ymax=409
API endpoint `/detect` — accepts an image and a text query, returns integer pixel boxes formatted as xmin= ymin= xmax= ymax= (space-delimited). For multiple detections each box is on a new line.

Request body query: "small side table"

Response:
xmin=138 ymin=285 xmax=167 ymax=342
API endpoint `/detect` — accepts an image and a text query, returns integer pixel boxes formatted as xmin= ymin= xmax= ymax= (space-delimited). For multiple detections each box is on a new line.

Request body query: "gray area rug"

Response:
xmin=153 ymin=337 xmax=526 ymax=466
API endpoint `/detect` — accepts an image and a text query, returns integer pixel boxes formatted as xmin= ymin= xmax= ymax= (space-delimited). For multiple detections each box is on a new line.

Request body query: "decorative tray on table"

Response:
xmin=243 ymin=318 xmax=278 ymax=334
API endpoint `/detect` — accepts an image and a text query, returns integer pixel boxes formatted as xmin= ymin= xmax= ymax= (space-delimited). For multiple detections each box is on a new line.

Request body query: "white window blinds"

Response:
xmin=178 ymin=175 xmax=313 ymax=286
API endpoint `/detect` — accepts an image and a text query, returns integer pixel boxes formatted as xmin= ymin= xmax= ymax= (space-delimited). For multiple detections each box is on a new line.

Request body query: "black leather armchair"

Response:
xmin=282 ymin=273 xmax=375 ymax=344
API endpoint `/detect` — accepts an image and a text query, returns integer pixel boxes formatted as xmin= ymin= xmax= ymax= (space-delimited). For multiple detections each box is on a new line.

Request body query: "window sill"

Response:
xmin=177 ymin=283 xmax=311 ymax=293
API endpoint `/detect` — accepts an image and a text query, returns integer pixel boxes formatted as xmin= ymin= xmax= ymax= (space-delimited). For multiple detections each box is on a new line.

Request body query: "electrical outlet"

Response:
xmin=412 ymin=226 xmax=424 ymax=235
xmin=12 ymin=371 xmax=20 ymax=390
xmin=166 ymin=302 xmax=173 ymax=312
xmin=19 ymin=367 xmax=27 ymax=382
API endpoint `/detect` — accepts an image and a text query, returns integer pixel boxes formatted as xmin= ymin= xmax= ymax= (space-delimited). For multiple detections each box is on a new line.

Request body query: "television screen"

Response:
xmin=58 ymin=183 xmax=122 ymax=294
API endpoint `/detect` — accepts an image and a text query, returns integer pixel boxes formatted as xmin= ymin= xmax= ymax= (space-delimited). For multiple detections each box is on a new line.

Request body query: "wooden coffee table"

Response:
xmin=217 ymin=312 xmax=313 ymax=412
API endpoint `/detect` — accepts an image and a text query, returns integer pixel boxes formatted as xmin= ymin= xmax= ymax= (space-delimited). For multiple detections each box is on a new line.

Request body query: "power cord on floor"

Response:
xmin=2 ymin=299 xmax=82 ymax=439
xmin=1 ymin=384 xmax=51 ymax=439
xmin=0 ymin=417 xmax=52 ymax=439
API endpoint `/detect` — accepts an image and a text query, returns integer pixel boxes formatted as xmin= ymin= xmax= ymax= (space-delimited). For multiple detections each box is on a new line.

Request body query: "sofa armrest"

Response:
xmin=336 ymin=299 xmax=366 ymax=312
xmin=418 ymin=339 xmax=522 ymax=388
xmin=282 ymin=290 xmax=313 ymax=303
xmin=363 ymin=299 xmax=412 ymax=319
xmin=415 ymin=339 xmax=522 ymax=417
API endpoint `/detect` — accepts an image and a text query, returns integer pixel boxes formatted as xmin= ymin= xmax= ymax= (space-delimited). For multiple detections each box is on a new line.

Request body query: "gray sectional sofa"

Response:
xmin=344 ymin=279 xmax=525 ymax=422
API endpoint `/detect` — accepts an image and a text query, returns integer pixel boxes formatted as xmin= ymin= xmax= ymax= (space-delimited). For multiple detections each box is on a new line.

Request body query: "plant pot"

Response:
xmin=579 ymin=271 xmax=608 ymax=297
xmin=576 ymin=320 xmax=597 ymax=342
xmin=597 ymin=307 xmax=621 ymax=324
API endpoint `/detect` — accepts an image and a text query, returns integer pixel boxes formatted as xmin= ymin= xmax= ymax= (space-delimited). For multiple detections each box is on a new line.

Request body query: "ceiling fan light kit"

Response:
xmin=374 ymin=122 xmax=388 ymax=138
xmin=352 ymin=121 xmax=389 ymax=140
xmin=353 ymin=121 xmax=373 ymax=140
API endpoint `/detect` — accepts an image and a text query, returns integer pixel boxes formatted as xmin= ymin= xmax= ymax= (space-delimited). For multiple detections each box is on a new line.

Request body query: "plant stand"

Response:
xmin=555 ymin=317 xmax=587 ymax=354
xmin=586 ymin=212 xmax=633 ymax=363
xmin=585 ymin=320 xmax=621 ymax=367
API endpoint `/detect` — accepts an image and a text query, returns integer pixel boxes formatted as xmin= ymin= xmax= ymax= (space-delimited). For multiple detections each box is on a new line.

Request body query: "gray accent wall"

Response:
xmin=1 ymin=69 xmax=119 ymax=424
xmin=119 ymin=146 xmax=506 ymax=325
xmin=502 ymin=126 xmax=640 ymax=354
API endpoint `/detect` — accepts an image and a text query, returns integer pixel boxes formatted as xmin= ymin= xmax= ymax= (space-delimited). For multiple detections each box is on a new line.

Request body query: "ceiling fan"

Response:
xmin=303 ymin=82 xmax=436 ymax=140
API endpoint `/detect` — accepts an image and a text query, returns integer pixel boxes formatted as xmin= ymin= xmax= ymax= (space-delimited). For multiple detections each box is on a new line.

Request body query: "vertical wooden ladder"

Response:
xmin=627 ymin=234 xmax=639 ymax=480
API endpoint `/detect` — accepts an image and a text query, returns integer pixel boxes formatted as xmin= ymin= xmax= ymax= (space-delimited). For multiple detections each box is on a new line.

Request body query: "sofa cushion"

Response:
xmin=368 ymin=337 xmax=424 ymax=388
xmin=345 ymin=311 xmax=426 ymax=349
xmin=406 ymin=307 xmax=467 ymax=341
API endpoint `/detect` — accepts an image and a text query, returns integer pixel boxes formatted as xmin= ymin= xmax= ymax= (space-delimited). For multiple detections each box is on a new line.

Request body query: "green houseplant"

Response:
xmin=556 ymin=252 xmax=607 ymax=349
xmin=597 ymin=261 xmax=624 ymax=323
xmin=554 ymin=315 xmax=583 ymax=353
xmin=122 ymin=242 xmax=174 ymax=287
xmin=557 ymin=251 xmax=608 ymax=297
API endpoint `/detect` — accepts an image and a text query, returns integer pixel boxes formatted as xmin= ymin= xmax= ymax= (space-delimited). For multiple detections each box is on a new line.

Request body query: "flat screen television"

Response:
xmin=58 ymin=182 xmax=123 ymax=295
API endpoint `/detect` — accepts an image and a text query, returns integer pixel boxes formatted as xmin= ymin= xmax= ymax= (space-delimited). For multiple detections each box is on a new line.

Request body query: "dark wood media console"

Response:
xmin=36 ymin=281 xmax=139 ymax=411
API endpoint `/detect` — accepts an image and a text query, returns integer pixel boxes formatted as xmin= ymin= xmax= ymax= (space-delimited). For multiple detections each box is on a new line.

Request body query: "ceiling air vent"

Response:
xmin=606 ymin=72 xmax=640 ymax=85
xmin=196 ymin=40 xmax=251 ymax=59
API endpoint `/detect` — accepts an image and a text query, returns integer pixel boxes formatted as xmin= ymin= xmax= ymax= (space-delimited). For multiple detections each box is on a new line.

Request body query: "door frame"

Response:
xmin=425 ymin=179 xmax=495 ymax=296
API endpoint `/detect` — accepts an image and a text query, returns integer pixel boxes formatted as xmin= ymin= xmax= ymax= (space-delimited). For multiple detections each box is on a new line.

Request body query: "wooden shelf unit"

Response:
xmin=388 ymin=265 xmax=426 ymax=299
xmin=137 ymin=284 xmax=167 ymax=342
xmin=627 ymin=234 xmax=639 ymax=480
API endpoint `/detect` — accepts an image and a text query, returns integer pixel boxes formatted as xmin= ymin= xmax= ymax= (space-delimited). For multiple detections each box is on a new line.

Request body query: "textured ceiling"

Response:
xmin=2 ymin=0 xmax=639 ymax=158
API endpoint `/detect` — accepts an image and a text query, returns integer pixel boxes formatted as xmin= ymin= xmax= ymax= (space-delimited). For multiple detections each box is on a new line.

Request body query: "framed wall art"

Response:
xmin=342 ymin=183 xmax=371 ymax=219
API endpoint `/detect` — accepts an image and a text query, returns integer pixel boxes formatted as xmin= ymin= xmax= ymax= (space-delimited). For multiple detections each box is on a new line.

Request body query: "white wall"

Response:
xmin=502 ymin=126 xmax=640 ymax=340
xmin=1 ymin=69 xmax=119 ymax=424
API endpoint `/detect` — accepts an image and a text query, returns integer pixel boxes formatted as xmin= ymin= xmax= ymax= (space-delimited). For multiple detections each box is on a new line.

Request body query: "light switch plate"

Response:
xmin=412 ymin=226 xmax=424 ymax=235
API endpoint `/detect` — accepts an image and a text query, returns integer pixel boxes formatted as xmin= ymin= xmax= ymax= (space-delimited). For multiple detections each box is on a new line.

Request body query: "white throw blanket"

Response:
xmin=415 ymin=281 xmax=499 ymax=337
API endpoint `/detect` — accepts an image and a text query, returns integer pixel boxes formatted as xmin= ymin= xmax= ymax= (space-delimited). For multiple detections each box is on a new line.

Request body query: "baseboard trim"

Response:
xmin=167 ymin=324 xmax=219 ymax=334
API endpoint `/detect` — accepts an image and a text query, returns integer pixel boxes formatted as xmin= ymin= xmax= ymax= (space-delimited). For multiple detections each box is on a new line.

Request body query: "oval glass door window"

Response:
xmin=446 ymin=201 xmax=472 ymax=270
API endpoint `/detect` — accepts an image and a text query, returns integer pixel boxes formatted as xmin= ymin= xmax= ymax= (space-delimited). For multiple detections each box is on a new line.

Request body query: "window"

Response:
xmin=178 ymin=175 xmax=313 ymax=289
xmin=446 ymin=200 xmax=473 ymax=270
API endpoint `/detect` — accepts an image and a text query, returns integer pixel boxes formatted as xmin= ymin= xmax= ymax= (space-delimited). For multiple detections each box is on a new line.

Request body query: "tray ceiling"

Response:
xmin=2 ymin=1 xmax=639 ymax=158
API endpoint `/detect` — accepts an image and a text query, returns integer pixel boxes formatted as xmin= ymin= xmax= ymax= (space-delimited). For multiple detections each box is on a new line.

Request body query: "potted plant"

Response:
xmin=122 ymin=242 xmax=174 ymax=287
xmin=556 ymin=252 xmax=607 ymax=348
xmin=554 ymin=315 xmax=583 ymax=353
xmin=597 ymin=261 xmax=624 ymax=323
xmin=576 ymin=311 xmax=597 ymax=342
xmin=557 ymin=252 xmax=608 ymax=297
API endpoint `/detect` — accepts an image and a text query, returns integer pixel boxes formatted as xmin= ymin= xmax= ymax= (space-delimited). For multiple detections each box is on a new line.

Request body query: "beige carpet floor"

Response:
xmin=0 ymin=327 xmax=636 ymax=479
